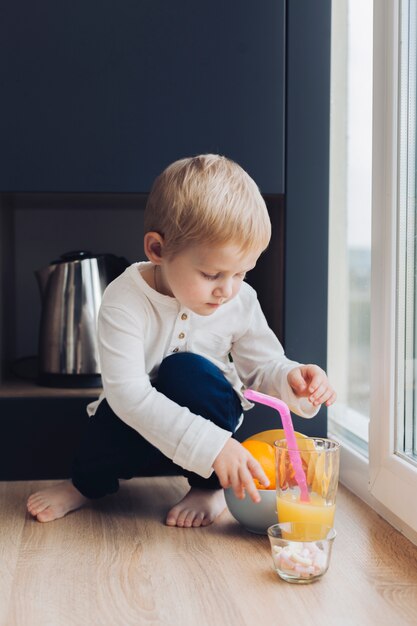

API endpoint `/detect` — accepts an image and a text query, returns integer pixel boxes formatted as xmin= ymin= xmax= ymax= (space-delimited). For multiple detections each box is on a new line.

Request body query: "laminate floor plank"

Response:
xmin=1 ymin=478 xmax=417 ymax=626
xmin=0 ymin=481 xmax=30 ymax=620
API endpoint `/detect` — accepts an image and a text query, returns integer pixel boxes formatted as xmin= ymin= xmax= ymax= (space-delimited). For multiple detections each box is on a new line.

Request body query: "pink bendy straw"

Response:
xmin=243 ymin=389 xmax=310 ymax=502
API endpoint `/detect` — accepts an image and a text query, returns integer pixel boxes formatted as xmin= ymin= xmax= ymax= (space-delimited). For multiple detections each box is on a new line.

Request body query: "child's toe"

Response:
xmin=192 ymin=512 xmax=205 ymax=527
xmin=36 ymin=507 xmax=56 ymax=523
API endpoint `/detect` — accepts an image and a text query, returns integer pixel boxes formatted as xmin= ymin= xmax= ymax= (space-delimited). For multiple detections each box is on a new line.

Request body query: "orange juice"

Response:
xmin=277 ymin=491 xmax=335 ymax=539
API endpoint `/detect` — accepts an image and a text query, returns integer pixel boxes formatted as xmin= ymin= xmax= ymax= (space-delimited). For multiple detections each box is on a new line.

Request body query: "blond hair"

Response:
xmin=144 ymin=154 xmax=271 ymax=257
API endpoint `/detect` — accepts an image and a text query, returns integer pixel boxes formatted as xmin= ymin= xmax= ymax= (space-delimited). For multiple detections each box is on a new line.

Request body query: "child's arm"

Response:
xmin=231 ymin=288 xmax=332 ymax=417
xmin=212 ymin=438 xmax=270 ymax=503
xmin=97 ymin=295 xmax=239 ymax=482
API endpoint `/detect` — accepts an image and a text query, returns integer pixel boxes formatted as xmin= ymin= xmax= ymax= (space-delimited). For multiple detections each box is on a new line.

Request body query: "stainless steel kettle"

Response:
xmin=35 ymin=251 xmax=129 ymax=387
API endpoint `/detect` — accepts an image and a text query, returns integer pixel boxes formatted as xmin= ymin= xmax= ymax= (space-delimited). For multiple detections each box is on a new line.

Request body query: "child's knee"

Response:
xmin=156 ymin=352 xmax=226 ymax=398
xmin=157 ymin=352 xmax=216 ymax=383
xmin=155 ymin=352 xmax=241 ymax=430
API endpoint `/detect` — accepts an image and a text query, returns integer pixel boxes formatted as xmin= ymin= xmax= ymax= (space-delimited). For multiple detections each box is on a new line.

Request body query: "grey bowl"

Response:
xmin=225 ymin=487 xmax=277 ymax=535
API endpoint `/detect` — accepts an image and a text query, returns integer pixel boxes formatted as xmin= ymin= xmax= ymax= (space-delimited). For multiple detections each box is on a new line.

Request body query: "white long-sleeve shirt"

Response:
xmin=87 ymin=262 xmax=318 ymax=478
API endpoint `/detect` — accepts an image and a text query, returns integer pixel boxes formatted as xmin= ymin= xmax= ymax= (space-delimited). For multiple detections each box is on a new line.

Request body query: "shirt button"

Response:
xmin=178 ymin=332 xmax=185 ymax=339
xmin=172 ymin=347 xmax=179 ymax=353
xmin=181 ymin=313 xmax=188 ymax=320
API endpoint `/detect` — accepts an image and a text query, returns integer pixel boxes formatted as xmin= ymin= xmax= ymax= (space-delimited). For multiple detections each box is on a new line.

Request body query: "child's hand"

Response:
xmin=288 ymin=365 xmax=336 ymax=407
xmin=212 ymin=438 xmax=269 ymax=503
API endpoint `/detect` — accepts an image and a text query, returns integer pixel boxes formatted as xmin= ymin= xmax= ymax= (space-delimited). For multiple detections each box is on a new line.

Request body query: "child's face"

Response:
xmin=159 ymin=243 xmax=261 ymax=316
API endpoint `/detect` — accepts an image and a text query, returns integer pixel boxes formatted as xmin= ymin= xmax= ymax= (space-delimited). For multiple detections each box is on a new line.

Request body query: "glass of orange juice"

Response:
xmin=275 ymin=437 xmax=340 ymax=540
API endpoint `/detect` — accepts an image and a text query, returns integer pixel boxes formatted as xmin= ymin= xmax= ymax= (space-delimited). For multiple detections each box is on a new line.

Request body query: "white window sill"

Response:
xmin=330 ymin=433 xmax=417 ymax=547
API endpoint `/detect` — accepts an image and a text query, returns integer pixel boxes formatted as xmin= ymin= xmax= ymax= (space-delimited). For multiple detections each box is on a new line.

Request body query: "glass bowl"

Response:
xmin=267 ymin=522 xmax=336 ymax=583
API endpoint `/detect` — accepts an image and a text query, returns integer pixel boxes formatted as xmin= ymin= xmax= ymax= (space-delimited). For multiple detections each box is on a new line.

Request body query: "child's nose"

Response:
xmin=213 ymin=279 xmax=233 ymax=299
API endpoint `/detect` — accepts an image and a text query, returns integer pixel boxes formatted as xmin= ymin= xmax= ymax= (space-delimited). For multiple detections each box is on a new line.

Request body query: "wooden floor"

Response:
xmin=1 ymin=478 xmax=417 ymax=626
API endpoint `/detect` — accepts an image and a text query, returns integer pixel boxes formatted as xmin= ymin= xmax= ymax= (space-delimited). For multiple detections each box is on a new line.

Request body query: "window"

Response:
xmin=328 ymin=0 xmax=373 ymax=456
xmin=329 ymin=0 xmax=417 ymax=543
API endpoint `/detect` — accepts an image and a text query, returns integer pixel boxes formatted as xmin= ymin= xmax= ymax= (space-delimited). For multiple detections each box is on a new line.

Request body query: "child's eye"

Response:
xmin=201 ymin=272 xmax=219 ymax=281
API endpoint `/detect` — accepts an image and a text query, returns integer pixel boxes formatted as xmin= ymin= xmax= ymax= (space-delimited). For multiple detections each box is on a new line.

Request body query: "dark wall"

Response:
xmin=0 ymin=1 xmax=285 ymax=193
xmin=284 ymin=1 xmax=331 ymax=437
xmin=238 ymin=0 xmax=332 ymax=441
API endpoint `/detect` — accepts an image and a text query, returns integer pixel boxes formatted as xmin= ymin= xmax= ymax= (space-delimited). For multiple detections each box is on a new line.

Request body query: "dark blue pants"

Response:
xmin=72 ymin=352 xmax=242 ymax=499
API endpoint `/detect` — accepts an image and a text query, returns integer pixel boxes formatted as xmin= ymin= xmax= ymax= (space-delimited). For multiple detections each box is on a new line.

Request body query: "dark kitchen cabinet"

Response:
xmin=0 ymin=1 xmax=285 ymax=194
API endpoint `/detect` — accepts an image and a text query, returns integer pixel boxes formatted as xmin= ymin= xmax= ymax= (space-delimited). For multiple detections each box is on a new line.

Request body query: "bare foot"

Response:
xmin=165 ymin=487 xmax=226 ymax=528
xmin=27 ymin=481 xmax=88 ymax=523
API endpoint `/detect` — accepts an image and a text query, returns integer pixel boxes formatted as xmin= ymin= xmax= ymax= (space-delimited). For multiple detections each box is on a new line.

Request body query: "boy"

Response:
xmin=27 ymin=154 xmax=336 ymax=528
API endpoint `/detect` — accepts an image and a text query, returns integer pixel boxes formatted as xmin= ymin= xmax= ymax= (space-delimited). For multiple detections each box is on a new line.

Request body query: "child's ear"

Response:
xmin=144 ymin=231 xmax=164 ymax=264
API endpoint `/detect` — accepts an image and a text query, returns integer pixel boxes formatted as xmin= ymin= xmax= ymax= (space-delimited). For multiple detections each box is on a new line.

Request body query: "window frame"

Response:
xmin=368 ymin=0 xmax=417 ymax=533
xmin=329 ymin=0 xmax=417 ymax=546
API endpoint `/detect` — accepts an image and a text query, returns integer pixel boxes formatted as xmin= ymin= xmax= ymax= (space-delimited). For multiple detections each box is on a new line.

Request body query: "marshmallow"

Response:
xmin=273 ymin=542 xmax=327 ymax=578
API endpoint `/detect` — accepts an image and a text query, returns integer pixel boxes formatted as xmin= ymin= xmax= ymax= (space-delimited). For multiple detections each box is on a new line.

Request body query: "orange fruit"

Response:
xmin=241 ymin=439 xmax=276 ymax=490
xmin=244 ymin=430 xmax=308 ymax=491
xmin=244 ymin=428 xmax=307 ymax=447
